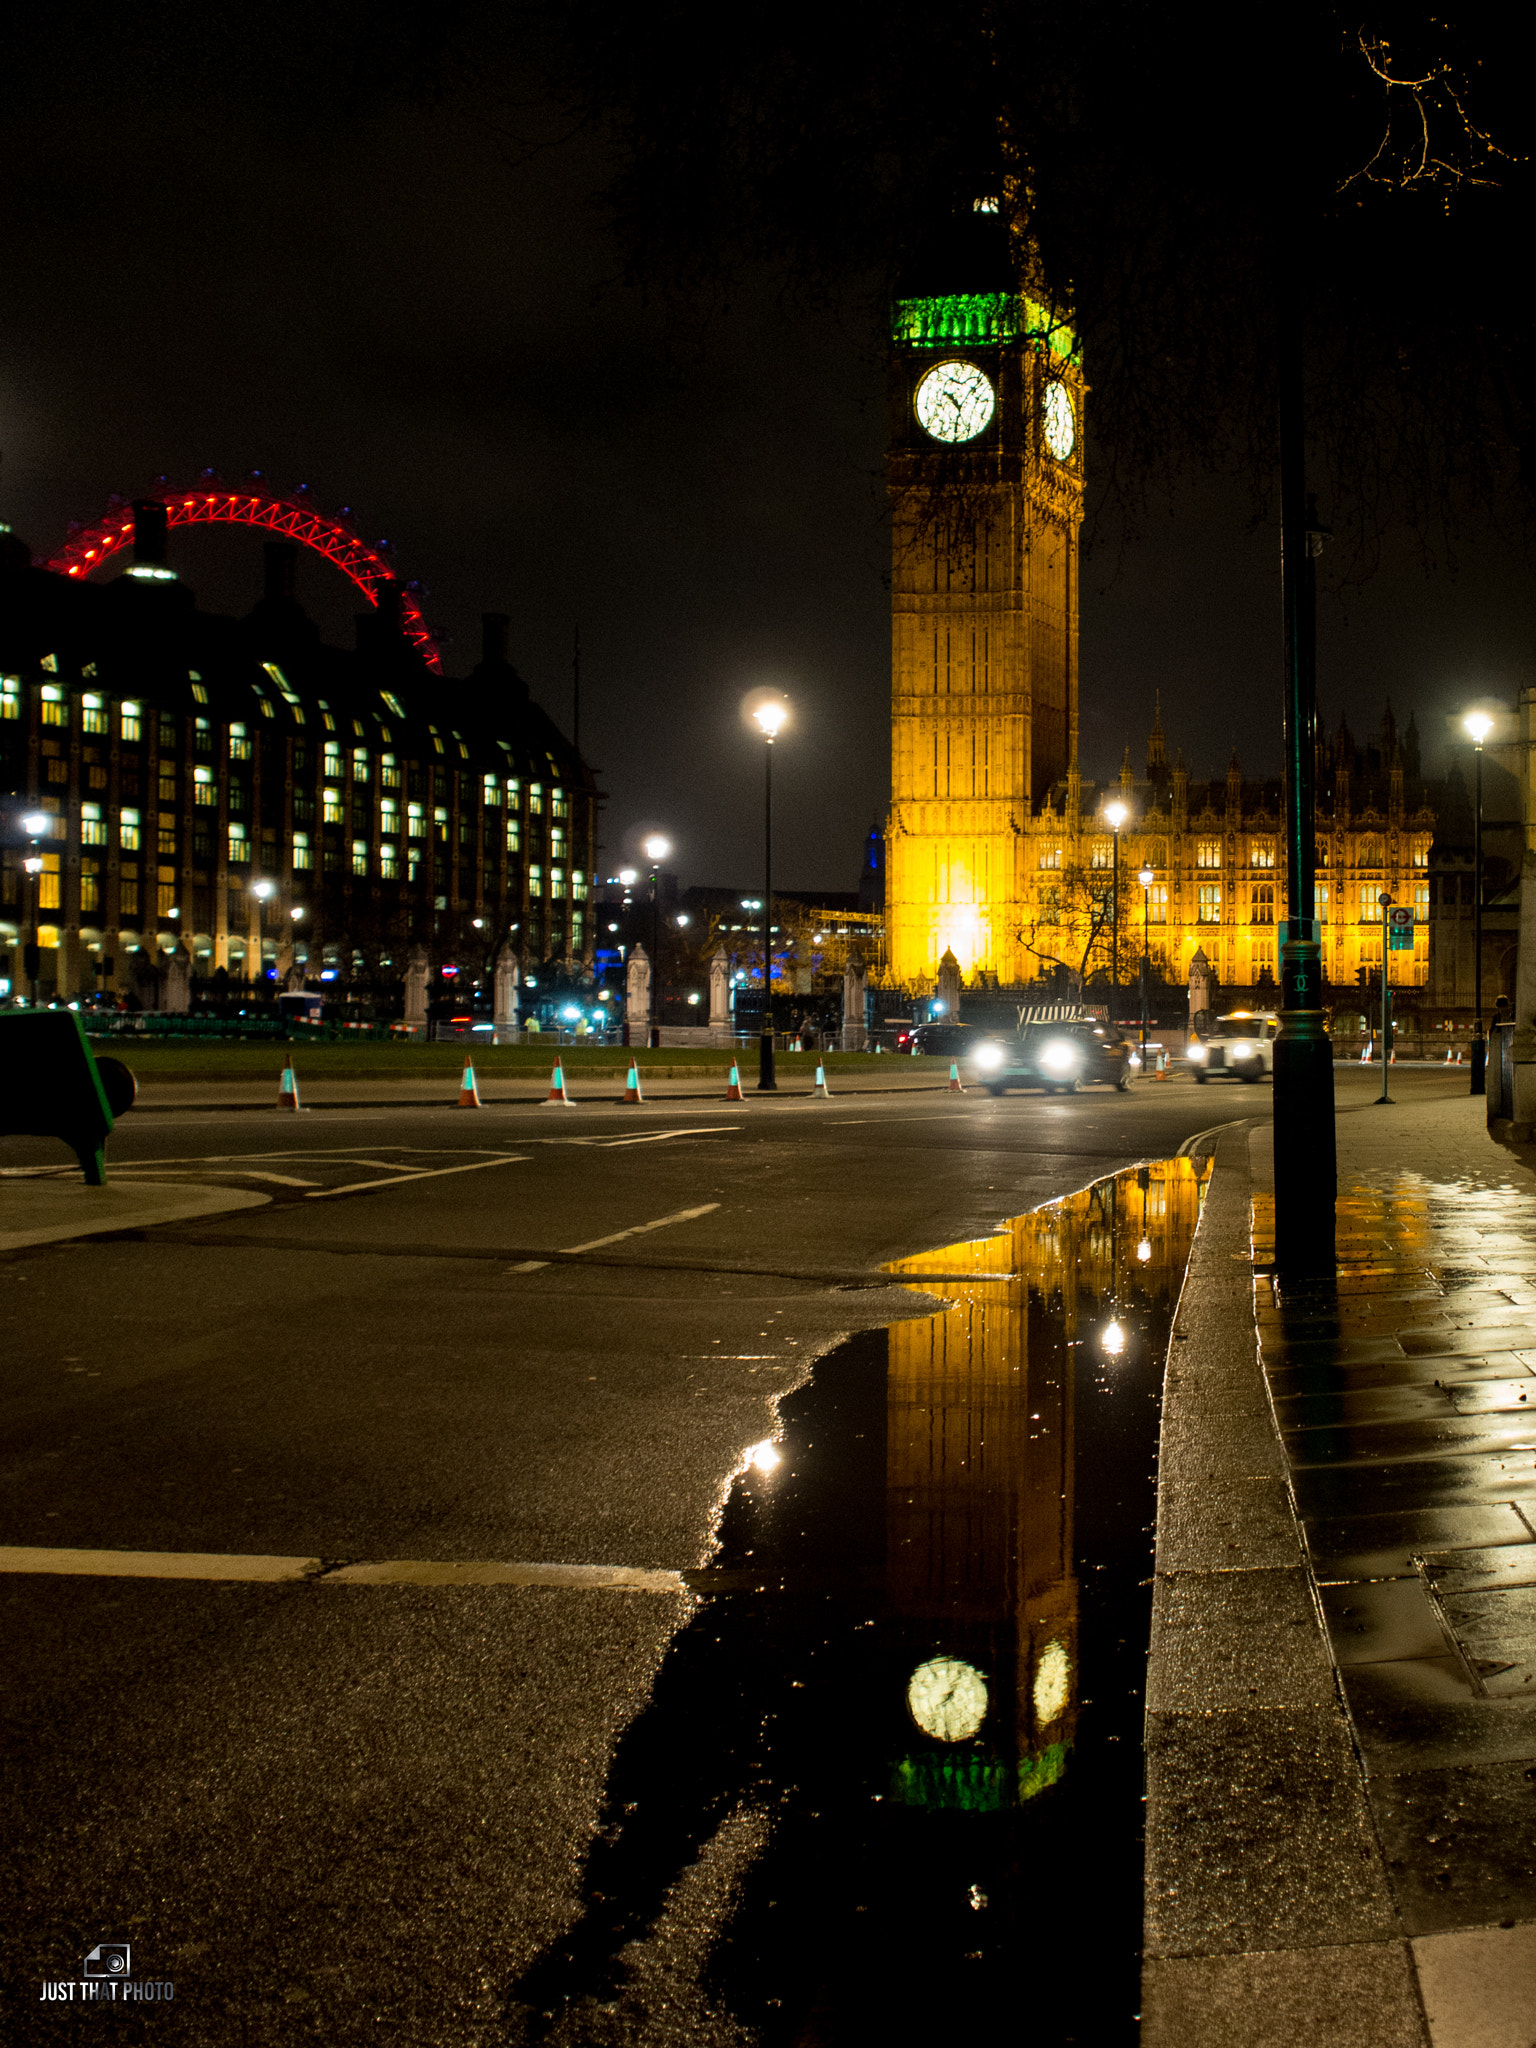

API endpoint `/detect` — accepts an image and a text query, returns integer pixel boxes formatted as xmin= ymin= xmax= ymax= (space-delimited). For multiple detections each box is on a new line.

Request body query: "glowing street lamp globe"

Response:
xmin=753 ymin=699 xmax=788 ymax=739
xmin=1138 ymin=865 xmax=1155 ymax=889
xmin=1104 ymin=799 xmax=1129 ymax=830
xmin=643 ymin=833 xmax=670 ymax=864
xmin=22 ymin=812 xmax=49 ymax=837
xmin=251 ymin=879 xmax=275 ymax=901
xmin=1464 ymin=711 xmax=1494 ymax=744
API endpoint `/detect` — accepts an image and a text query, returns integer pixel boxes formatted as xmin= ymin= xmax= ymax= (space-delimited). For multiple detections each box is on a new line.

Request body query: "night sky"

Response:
xmin=4 ymin=11 xmax=1532 ymax=891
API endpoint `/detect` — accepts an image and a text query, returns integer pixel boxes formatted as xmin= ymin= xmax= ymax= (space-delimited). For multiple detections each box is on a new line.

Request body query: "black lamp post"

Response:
xmin=1464 ymin=711 xmax=1492 ymax=1096
xmin=21 ymin=809 xmax=49 ymax=1006
xmin=1105 ymin=799 xmax=1129 ymax=1025
xmin=644 ymin=833 xmax=669 ymax=1051
xmin=1138 ymin=863 xmax=1156 ymax=1071
xmin=751 ymin=698 xmax=787 ymax=1091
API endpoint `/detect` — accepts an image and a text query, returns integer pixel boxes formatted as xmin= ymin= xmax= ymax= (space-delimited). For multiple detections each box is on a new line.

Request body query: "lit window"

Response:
xmin=352 ymin=748 xmax=370 ymax=781
xmin=1090 ymin=838 xmax=1111 ymax=870
xmin=551 ymin=826 xmax=566 ymax=857
xmin=1149 ymin=885 xmax=1168 ymax=924
xmin=1038 ymin=846 xmax=1061 ymax=871
xmin=157 ymin=870 xmax=176 ymax=918
xmin=529 ymin=863 xmax=543 ymax=894
xmin=380 ymin=692 xmax=405 ymax=717
xmin=1250 ymin=882 xmax=1275 ymax=924
xmin=381 ymin=755 xmax=401 ymax=788
xmin=191 ymin=682 xmax=209 ymax=704
xmin=552 ymin=788 xmax=568 ymax=819
xmin=380 ymin=844 xmax=400 ymax=880
xmin=1413 ymin=841 xmax=1430 ymax=870
xmin=121 ymin=700 xmax=142 ymax=742
xmin=194 ymin=767 xmax=217 ymax=806
xmin=507 ymin=818 xmax=521 ymax=853
xmin=158 ymin=812 xmax=177 ymax=856
xmin=291 ymin=831 xmax=312 ymax=871
xmin=507 ymin=779 xmax=521 ymax=806
xmin=407 ymin=803 xmax=425 ymax=838
xmin=1197 ymin=883 xmax=1221 ymax=923
xmin=257 ymin=695 xmax=275 ymax=718
xmin=40 ymin=685 xmax=65 ymax=726
xmin=1250 ymin=840 xmax=1275 ymax=869
xmin=80 ymin=858 xmax=101 ymax=915
xmin=572 ymin=869 xmax=586 ymax=897
xmin=228 ymin=822 xmax=249 ymax=863
xmin=324 ymin=740 xmax=342 ymax=770
xmin=529 ymin=783 xmax=543 ymax=815
xmin=1196 ymin=840 xmax=1221 ymax=869
xmin=1315 ymin=839 xmax=1330 ymax=868
xmin=551 ymin=866 xmax=566 ymax=899
xmin=323 ymin=787 xmax=344 ymax=825
xmin=82 ymin=693 xmax=108 ymax=734
xmin=1 ymin=676 xmax=20 ymax=719
xmin=483 ymin=776 xmax=501 ymax=806
xmin=433 ymin=806 xmax=448 ymax=838
xmin=1318 ymin=884 xmax=1330 ymax=923
xmin=81 ymin=803 xmax=107 ymax=847
xmin=119 ymin=808 xmax=141 ymax=851
xmin=39 ymin=852 xmax=62 ymax=910
xmin=119 ymin=874 xmax=140 ymax=920
xmin=381 ymin=798 xmax=399 ymax=829
xmin=352 ymin=839 xmax=369 ymax=876
xmin=1359 ymin=884 xmax=1382 ymax=921
xmin=1414 ymin=883 xmax=1429 ymax=920
xmin=229 ymin=722 xmax=251 ymax=760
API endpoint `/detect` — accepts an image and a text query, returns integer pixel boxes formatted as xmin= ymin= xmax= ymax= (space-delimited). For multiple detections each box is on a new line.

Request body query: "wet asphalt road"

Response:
xmin=3 ymin=1077 xmax=1246 ymax=2043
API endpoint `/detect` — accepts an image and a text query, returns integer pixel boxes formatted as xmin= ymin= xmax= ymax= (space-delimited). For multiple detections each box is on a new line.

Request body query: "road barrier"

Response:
xmin=456 ymin=1062 xmax=482 ymax=1108
xmin=625 ymin=1061 xmax=644 ymax=1103
xmin=278 ymin=1064 xmax=301 ymax=1111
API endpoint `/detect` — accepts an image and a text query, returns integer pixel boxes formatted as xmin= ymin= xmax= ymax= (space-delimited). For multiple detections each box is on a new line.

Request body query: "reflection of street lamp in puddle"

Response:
xmin=1137 ymin=1239 xmax=1153 ymax=1264
xmin=1099 ymin=1319 xmax=1127 ymax=1360
xmin=746 ymin=1439 xmax=781 ymax=1475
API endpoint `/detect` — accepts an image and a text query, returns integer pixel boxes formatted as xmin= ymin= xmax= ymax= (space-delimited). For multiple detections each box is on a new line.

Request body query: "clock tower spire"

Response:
xmin=884 ymin=204 xmax=1085 ymax=985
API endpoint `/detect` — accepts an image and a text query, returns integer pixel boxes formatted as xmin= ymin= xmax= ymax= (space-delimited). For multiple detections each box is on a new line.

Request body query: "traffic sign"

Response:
xmin=1388 ymin=906 xmax=1415 ymax=951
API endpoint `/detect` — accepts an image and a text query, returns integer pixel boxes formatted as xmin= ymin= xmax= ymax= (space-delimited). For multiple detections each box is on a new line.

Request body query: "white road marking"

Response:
xmin=560 ymin=1202 xmax=721 ymax=1254
xmin=596 ymin=1128 xmax=739 ymax=1148
xmin=305 ymin=1155 xmax=528 ymax=1199
xmin=107 ymin=1166 xmax=321 ymax=1187
xmin=0 ymin=1546 xmax=684 ymax=1593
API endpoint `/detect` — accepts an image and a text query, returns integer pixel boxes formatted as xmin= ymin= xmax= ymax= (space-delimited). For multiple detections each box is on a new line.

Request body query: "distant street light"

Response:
xmin=251 ymin=878 xmax=275 ymax=901
xmin=750 ymin=697 xmax=789 ymax=1090
xmin=1137 ymin=863 xmax=1156 ymax=1072
xmin=1464 ymin=710 xmax=1494 ymax=1096
xmin=1104 ymin=800 xmax=1129 ymax=1023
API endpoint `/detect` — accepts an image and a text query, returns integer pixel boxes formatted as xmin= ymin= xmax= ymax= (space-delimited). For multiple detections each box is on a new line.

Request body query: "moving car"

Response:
xmin=1187 ymin=1011 xmax=1279 ymax=1083
xmin=908 ymin=1021 xmax=977 ymax=1058
xmin=967 ymin=1020 xmax=1134 ymax=1095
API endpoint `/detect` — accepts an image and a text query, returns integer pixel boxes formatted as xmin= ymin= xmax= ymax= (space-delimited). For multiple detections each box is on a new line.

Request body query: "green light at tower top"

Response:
xmin=892 ymin=292 xmax=1078 ymax=364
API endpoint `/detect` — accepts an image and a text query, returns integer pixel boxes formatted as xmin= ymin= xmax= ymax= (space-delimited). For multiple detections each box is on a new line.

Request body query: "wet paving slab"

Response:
xmin=1253 ymin=1171 xmax=1536 ymax=1943
xmin=507 ymin=1161 xmax=1209 ymax=2045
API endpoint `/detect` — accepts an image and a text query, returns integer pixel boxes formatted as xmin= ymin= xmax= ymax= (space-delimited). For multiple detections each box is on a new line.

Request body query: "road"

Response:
xmin=0 ymin=1070 xmax=1454 ymax=2043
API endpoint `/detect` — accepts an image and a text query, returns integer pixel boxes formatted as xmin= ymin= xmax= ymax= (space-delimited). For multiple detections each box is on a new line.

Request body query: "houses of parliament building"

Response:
xmin=883 ymin=209 xmax=1439 ymax=1001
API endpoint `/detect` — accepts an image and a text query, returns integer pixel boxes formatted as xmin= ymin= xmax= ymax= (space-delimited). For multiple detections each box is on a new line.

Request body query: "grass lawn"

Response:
xmin=99 ymin=1040 xmax=952 ymax=1082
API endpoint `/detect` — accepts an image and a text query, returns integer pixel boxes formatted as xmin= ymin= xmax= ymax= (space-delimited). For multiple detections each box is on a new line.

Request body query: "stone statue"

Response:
xmin=163 ymin=942 xmax=192 ymax=1015
xmin=936 ymin=947 xmax=962 ymax=1023
xmin=1188 ymin=946 xmax=1213 ymax=1037
xmin=842 ymin=951 xmax=868 ymax=1052
xmin=404 ymin=945 xmax=429 ymax=1032
xmin=709 ymin=946 xmax=730 ymax=1032
xmin=627 ymin=943 xmax=652 ymax=1044
xmin=493 ymin=943 xmax=521 ymax=1045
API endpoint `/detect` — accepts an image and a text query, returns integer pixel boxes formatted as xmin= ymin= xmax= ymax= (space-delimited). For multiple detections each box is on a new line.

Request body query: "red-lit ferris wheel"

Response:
xmin=42 ymin=479 xmax=443 ymax=673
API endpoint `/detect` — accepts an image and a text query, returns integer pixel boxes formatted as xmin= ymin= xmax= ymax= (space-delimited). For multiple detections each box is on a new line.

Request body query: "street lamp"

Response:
xmin=1137 ymin=864 xmax=1155 ymax=1071
xmin=1464 ymin=710 xmax=1493 ymax=1096
xmin=750 ymin=696 xmax=789 ymax=1091
xmin=1104 ymin=800 xmax=1129 ymax=1024
xmin=643 ymin=832 xmax=670 ymax=1049
xmin=21 ymin=811 xmax=50 ymax=1006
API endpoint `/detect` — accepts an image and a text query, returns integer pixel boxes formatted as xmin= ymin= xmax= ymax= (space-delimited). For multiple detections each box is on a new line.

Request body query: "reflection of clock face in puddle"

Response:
xmin=906 ymin=1655 xmax=989 ymax=1742
xmin=914 ymin=361 xmax=995 ymax=444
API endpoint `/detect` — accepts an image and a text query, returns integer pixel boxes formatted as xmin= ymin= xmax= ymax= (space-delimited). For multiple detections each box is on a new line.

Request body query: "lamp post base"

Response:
xmin=757 ymin=1025 xmax=777 ymax=1092
xmin=1273 ymin=930 xmax=1336 ymax=1277
xmin=1470 ymin=1032 xmax=1487 ymax=1097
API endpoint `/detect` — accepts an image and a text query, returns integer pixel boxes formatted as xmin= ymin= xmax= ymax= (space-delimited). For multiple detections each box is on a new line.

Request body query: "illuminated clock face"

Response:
xmin=1042 ymin=381 xmax=1075 ymax=461
xmin=914 ymin=361 xmax=995 ymax=444
xmin=907 ymin=1655 xmax=989 ymax=1742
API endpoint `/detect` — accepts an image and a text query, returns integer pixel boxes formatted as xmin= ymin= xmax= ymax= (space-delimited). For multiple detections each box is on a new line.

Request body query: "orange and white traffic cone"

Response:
xmin=543 ymin=1061 xmax=574 ymax=1106
xmin=725 ymin=1062 xmax=745 ymax=1102
xmin=947 ymin=1061 xmax=965 ymax=1093
xmin=625 ymin=1060 xmax=644 ymax=1104
xmin=457 ymin=1061 xmax=482 ymax=1107
xmin=278 ymin=1064 xmax=301 ymax=1111
xmin=812 ymin=1062 xmax=832 ymax=1098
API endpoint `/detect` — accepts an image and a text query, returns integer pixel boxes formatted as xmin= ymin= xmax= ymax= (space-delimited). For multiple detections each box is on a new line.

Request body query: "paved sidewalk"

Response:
xmin=1249 ymin=1096 xmax=1536 ymax=2046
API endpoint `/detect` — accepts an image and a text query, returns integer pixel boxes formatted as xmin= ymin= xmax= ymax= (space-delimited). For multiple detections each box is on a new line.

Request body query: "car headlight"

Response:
xmin=1230 ymin=1041 xmax=1253 ymax=1060
xmin=1187 ymin=1044 xmax=1207 ymax=1061
xmin=1040 ymin=1041 xmax=1079 ymax=1073
xmin=972 ymin=1043 xmax=1005 ymax=1070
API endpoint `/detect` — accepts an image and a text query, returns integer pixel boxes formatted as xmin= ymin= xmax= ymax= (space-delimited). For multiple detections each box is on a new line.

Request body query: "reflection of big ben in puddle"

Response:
xmin=884 ymin=1161 xmax=1207 ymax=1811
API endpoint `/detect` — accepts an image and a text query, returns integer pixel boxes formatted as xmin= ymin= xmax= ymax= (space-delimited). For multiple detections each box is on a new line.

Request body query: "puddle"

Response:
xmin=511 ymin=1160 xmax=1209 ymax=2046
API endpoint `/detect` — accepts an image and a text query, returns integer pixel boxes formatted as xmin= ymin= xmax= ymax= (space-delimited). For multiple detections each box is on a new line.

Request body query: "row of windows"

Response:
xmin=1064 ymin=837 xmax=1432 ymax=873
xmin=1187 ymin=883 xmax=1432 ymax=924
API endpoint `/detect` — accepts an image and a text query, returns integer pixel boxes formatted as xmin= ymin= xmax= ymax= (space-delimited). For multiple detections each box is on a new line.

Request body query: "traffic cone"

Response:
xmin=726 ymin=1062 xmax=745 ymax=1102
xmin=625 ymin=1060 xmax=644 ymax=1103
xmin=278 ymin=1063 xmax=301 ymax=1111
xmin=812 ymin=1062 xmax=832 ymax=1097
xmin=948 ymin=1061 xmax=965 ymax=1092
xmin=457 ymin=1061 xmax=482 ymax=1107
xmin=543 ymin=1061 xmax=574 ymax=1106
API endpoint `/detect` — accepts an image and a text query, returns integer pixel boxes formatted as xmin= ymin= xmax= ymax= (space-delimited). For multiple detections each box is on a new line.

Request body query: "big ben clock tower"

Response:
xmin=885 ymin=208 xmax=1085 ymax=985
